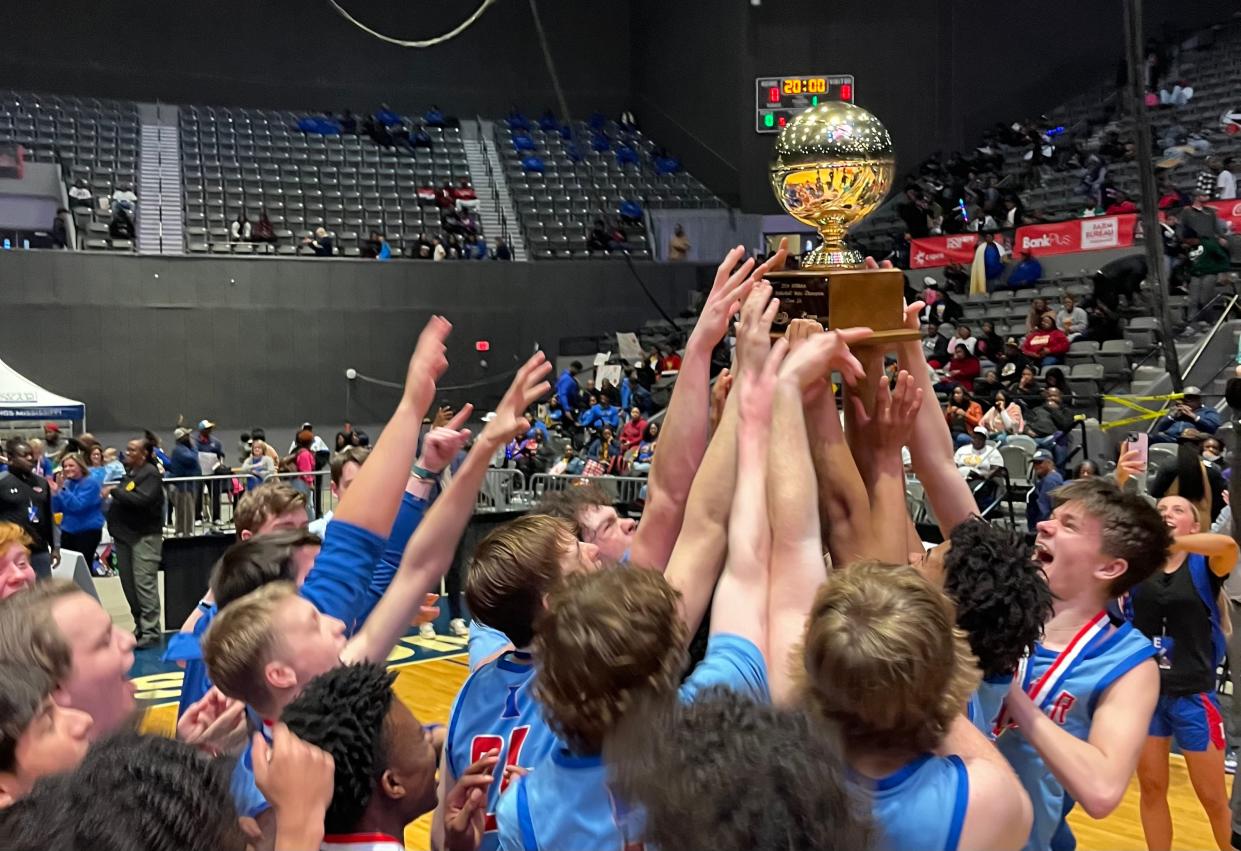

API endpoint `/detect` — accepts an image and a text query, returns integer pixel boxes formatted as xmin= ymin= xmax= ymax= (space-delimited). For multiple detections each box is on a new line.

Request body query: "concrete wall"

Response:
xmin=0 ymin=251 xmax=709 ymax=432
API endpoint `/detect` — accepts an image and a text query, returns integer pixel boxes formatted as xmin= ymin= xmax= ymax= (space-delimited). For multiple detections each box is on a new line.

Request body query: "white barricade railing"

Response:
xmin=161 ymin=469 xmax=332 ymax=535
xmin=476 ymin=468 xmax=527 ymax=512
xmin=528 ymin=473 xmax=646 ymax=507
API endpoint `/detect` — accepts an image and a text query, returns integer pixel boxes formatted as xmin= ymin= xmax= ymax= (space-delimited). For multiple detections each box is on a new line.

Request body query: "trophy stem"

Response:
xmin=804 ymin=215 xmax=863 ymax=270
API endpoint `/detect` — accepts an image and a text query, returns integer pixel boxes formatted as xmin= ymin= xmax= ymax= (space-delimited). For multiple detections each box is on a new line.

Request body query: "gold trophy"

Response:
xmin=767 ymin=101 xmax=918 ymax=344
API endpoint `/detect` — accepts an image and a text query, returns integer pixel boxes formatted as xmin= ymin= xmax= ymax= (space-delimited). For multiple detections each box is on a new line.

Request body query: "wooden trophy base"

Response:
xmin=766 ymin=267 xmax=921 ymax=345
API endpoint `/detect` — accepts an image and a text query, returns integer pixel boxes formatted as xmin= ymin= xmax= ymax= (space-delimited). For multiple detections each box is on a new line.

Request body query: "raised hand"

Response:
xmin=735 ymin=283 xmax=780 ymax=377
xmin=480 ymin=352 xmax=553 ymax=447
xmin=778 ymin=327 xmax=873 ymax=392
xmin=690 ymin=245 xmax=757 ymax=348
xmin=252 ymin=723 xmax=335 ymax=836
xmin=740 ymin=338 xmax=789 ymax=427
xmin=419 ymin=404 xmax=474 ymax=473
xmin=850 ymin=369 xmax=924 ymax=453
xmin=405 ymin=315 xmax=453 ymax=406
xmin=176 ymin=686 xmax=248 ymax=757
xmin=432 ymin=404 xmax=455 ymax=429
xmin=444 ymin=748 xmax=501 ymax=851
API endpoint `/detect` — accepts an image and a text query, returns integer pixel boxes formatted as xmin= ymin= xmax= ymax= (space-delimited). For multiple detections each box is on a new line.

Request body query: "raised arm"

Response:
xmin=1172 ymin=532 xmax=1239 ymax=577
xmin=896 ymin=303 xmax=978 ymax=534
xmin=343 ymin=353 xmax=552 ymax=665
xmin=710 ymin=334 xmax=785 ymax=659
xmin=331 ymin=315 xmax=449 ymax=536
xmin=663 ymin=283 xmax=781 ymax=638
xmin=630 ymin=242 xmax=786 ymax=570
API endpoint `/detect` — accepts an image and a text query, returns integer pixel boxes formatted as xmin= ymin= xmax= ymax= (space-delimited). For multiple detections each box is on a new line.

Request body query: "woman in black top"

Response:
xmin=1131 ymin=495 xmax=1236 ymax=851
xmin=106 ymin=435 xmax=166 ymax=648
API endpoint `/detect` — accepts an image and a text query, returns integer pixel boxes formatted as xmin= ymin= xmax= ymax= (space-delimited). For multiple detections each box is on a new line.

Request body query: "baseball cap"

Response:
xmin=301 ymin=421 xmax=314 ymax=430
xmin=43 ymin=423 xmax=60 ymax=433
xmin=1032 ymin=449 xmax=1053 ymax=462
xmin=197 ymin=419 xmax=216 ymax=430
xmin=972 ymin=425 xmax=988 ymax=436
xmin=1182 ymin=385 xmax=1202 ymax=396
xmin=922 ymin=275 xmax=937 ymax=287
xmin=174 ymin=426 xmax=193 ymax=441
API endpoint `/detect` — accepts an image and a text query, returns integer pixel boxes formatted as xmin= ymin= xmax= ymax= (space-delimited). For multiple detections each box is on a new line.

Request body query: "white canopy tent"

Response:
xmin=0 ymin=357 xmax=85 ymax=429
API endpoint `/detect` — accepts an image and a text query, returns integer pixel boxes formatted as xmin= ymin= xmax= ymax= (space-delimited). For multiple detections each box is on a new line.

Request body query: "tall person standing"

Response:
xmin=106 ymin=435 xmax=165 ymax=648
xmin=0 ymin=438 xmax=57 ymax=580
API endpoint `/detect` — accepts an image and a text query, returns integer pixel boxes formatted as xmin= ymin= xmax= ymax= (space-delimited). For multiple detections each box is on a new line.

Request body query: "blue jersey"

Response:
xmin=870 ymin=754 xmax=969 ymax=851
xmin=996 ymin=619 xmax=1156 ymax=851
xmin=445 ymin=651 xmax=559 ymax=851
xmin=495 ymin=634 xmax=768 ymax=851
xmin=230 ymin=711 xmax=272 ymax=819
xmin=469 ymin=622 xmax=514 ymax=671
xmin=967 ymin=674 xmax=1013 ymax=737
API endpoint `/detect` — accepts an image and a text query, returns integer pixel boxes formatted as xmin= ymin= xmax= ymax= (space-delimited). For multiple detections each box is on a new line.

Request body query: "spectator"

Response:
xmin=631 ymin=422 xmax=659 ymax=474
xmin=586 ymin=427 xmax=622 ymax=473
xmin=302 ymin=227 xmax=334 ymax=256
xmin=1152 ymin=386 xmax=1221 ymax=443
xmin=42 ymin=423 xmax=63 ymax=457
xmin=252 ymin=210 xmax=276 ymax=244
xmin=431 ymin=236 xmax=446 ymax=261
xmin=1105 ymin=192 xmax=1137 ymax=215
xmin=1026 ymin=448 xmax=1065 ymax=532
xmin=580 ymin=392 xmax=622 ymax=431
xmin=68 ymin=178 xmax=92 ymax=211
xmin=1186 ymin=230 xmax=1231 ymax=327
xmin=26 ymin=439 xmax=52 ymax=479
xmin=973 ymin=368 xmax=1002 ymax=401
xmin=494 ymin=236 xmax=512 ymax=261
xmin=1180 ymin=184 xmax=1226 ymax=242
xmin=619 ymin=407 xmax=647 ymax=452
xmin=918 ymin=282 xmax=964 ymax=325
xmin=557 ymin=361 xmax=582 ymax=414
xmin=51 ymin=452 xmax=104 ymax=568
xmin=101 ymin=448 xmax=125 ymax=483
xmin=979 ymin=390 xmax=1025 ymax=441
xmin=0 ymin=438 xmax=55 ymax=580
xmin=550 ymin=446 xmax=584 ymax=476
xmin=587 ymin=219 xmax=609 ymax=252
xmin=970 ymin=231 xmax=1005 ymax=293
xmin=950 ymin=323 xmax=977 ymax=355
xmin=106 ymin=435 xmax=165 ymax=647
xmin=1056 ymin=294 xmax=1089 ymax=340
xmin=1025 ymin=297 xmax=1055 ymax=332
xmin=1218 ymin=157 xmax=1237 ymax=200
xmin=896 ymin=187 xmax=930 ymax=238
xmin=413 ymin=232 xmax=431 ymax=259
xmin=1072 ymin=460 xmax=1099 ymax=478
xmin=241 ymin=440 xmax=275 ymax=490
xmin=923 ymin=323 xmax=951 ymax=369
xmin=363 ymin=231 xmax=391 ymax=260
xmin=229 ymin=211 xmax=251 ymax=243
xmin=954 ymin=426 xmax=1003 ymax=507
xmin=108 ymin=209 xmax=134 ymax=241
xmin=944 ymin=385 xmax=984 ymax=447
xmin=452 ymin=179 xmax=478 ymax=212
xmin=51 ymin=209 xmax=68 ymax=249
xmin=166 ymin=425 xmax=199 ymax=537
xmin=1093 ymin=253 xmax=1146 ymax=310
xmin=1022 ymin=314 xmax=1070 ymax=365
xmin=658 ymin=347 xmax=682 ymax=373
xmin=668 ymin=224 xmax=690 ymax=261
xmin=937 ymin=343 xmax=981 ymax=392
xmin=977 ymin=320 xmax=1005 ymax=360
xmin=110 ymin=183 xmax=137 ymax=216
xmin=279 ymin=429 xmax=318 ymax=520
xmin=1006 ymin=251 xmax=1043 ymax=289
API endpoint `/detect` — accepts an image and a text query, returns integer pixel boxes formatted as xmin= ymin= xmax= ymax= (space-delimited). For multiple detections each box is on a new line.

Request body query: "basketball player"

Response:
xmin=282 ymin=662 xmax=500 ymax=851
xmin=0 ymin=580 xmax=137 ymax=741
xmin=993 ymin=478 xmax=1171 ymax=851
xmin=202 ymin=351 xmax=549 ymax=846
xmin=1132 ymin=495 xmax=1236 ymax=850
xmin=491 ymin=320 xmax=782 ymax=850
xmin=0 ymin=661 xmax=92 ymax=807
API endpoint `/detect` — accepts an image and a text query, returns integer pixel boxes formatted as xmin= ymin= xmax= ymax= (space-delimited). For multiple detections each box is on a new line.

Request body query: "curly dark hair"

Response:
xmin=281 ymin=662 xmax=396 ymax=835
xmin=0 ymin=732 xmax=244 ymax=851
xmin=942 ymin=518 xmax=1053 ymax=678
xmin=606 ymin=687 xmax=875 ymax=851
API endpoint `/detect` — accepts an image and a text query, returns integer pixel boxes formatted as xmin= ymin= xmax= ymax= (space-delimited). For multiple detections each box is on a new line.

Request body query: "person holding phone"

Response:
xmin=1129 ymin=496 xmax=1237 ymax=851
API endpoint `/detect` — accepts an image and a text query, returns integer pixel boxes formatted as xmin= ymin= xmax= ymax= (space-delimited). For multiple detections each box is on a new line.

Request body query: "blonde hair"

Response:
xmin=799 ymin=562 xmax=979 ymax=755
xmin=534 ymin=566 xmax=687 ymax=754
xmin=0 ymin=579 xmax=82 ymax=685
xmin=202 ymin=581 xmax=296 ymax=708
xmin=0 ymin=521 xmax=32 ymax=554
xmin=233 ymin=483 xmax=306 ymax=537
xmin=466 ymin=514 xmax=574 ymax=648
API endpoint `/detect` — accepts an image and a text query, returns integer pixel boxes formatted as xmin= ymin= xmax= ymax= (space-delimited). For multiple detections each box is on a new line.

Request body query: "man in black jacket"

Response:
xmin=0 ymin=438 xmax=57 ymax=579
xmin=106 ymin=436 xmax=165 ymax=647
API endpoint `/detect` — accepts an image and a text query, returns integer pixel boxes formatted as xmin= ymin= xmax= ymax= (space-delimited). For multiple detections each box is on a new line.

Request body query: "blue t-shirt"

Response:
xmin=445 ymin=651 xmax=559 ymax=851
xmin=870 ymin=754 xmax=970 ymax=851
xmin=996 ymin=620 xmax=1156 ymax=851
xmin=495 ymin=634 xmax=768 ymax=850
xmin=967 ymin=674 xmax=1013 ymax=737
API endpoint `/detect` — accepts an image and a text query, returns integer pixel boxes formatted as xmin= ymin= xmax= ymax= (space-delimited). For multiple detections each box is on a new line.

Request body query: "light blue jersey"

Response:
xmin=469 ymin=622 xmax=515 ymax=671
xmin=967 ymin=674 xmax=1013 ymax=737
xmin=445 ymin=651 xmax=560 ymax=851
xmin=996 ymin=619 xmax=1156 ymax=851
xmin=870 ymin=754 xmax=969 ymax=851
xmin=495 ymin=633 xmax=769 ymax=851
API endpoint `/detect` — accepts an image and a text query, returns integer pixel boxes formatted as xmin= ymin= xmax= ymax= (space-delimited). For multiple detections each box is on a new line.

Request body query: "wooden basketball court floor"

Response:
xmin=140 ymin=649 xmax=1225 ymax=851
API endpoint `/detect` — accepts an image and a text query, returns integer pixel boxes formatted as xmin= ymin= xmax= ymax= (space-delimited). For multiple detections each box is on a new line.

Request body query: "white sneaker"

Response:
xmin=449 ymin=618 xmax=470 ymax=638
xmin=419 ymin=622 xmax=437 ymax=640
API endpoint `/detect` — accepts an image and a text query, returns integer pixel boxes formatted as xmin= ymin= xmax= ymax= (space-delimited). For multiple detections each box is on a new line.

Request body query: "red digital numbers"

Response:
xmin=839 ymin=82 xmax=853 ymax=102
xmin=768 ymin=87 xmax=780 ymax=103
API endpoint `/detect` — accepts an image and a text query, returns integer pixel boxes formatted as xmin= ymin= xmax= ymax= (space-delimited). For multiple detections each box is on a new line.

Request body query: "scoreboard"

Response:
xmin=755 ymin=74 xmax=855 ymax=134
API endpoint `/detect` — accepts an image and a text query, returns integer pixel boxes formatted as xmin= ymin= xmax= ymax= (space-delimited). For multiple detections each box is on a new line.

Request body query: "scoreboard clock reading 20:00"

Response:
xmin=755 ymin=74 xmax=855 ymax=133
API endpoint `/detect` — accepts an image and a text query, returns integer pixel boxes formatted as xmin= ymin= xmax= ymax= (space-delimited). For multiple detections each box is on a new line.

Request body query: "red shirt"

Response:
xmin=1021 ymin=328 xmax=1070 ymax=358
xmin=945 ymin=355 xmax=980 ymax=391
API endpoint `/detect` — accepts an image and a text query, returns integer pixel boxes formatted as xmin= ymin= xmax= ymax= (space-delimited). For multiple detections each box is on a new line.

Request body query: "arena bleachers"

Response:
xmin=495 ymin=116 xmax=723 ymax=260
xmin=0 ymin=89 xmax=139 ymax=251
xmin=179 ymin=105 xmax=473 ymax=257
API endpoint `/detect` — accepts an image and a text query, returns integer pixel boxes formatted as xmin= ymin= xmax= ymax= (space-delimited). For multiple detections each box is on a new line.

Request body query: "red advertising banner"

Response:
xmin=909 ymin=233 xmax=978 ymax=269
xmin=1206 ymin=200 xmax=1241 ymax=232
xmin=1012 ymin=214 xmax=1138 ymax=257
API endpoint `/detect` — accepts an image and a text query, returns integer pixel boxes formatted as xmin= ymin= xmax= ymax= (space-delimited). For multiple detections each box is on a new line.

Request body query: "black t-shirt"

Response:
xmin=1131 ymin=556 xmax=1224 ymax=696
xmin=0 ymin=471 xmax=53 ymax=551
